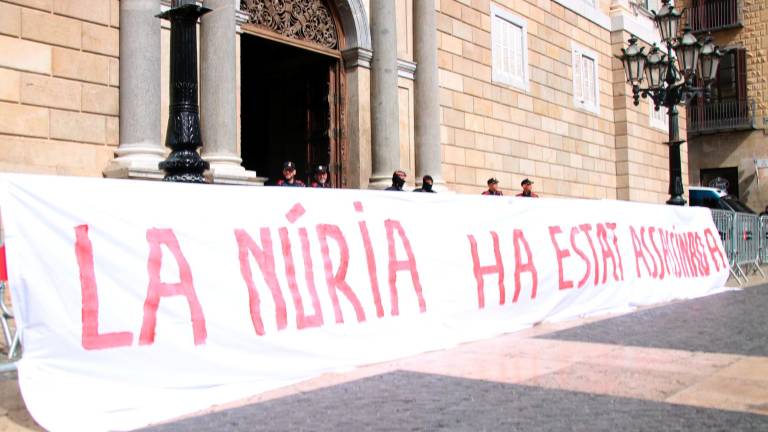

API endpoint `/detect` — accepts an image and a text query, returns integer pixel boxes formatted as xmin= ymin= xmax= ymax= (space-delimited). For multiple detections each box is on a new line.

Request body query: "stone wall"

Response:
xmin=435 ymin=0 xmax=676 ymax=200
xmin=689 ymin=130 xmax=767 ymax=212
xmin=741 ymin=0 xmax=767 ymax=124
xmin=0 ymin=0 xmax=684 ymax=203
xmin=0 ymin=0 xmax=119 ymax=176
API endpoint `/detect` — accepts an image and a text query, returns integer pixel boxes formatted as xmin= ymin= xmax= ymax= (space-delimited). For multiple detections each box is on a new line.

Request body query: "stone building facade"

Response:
xmin=683 ymin=0 xmax=768 ymax=212
xmin=0 ymin=0 xmax=686 ymax=202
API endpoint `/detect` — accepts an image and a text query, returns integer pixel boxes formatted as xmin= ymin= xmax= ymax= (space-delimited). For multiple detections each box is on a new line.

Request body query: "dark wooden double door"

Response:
xmin=241 ymin=33 xmax=343 ymax=186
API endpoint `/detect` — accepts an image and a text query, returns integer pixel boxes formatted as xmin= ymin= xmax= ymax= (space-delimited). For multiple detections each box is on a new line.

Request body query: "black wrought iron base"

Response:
xmin=159 ymin=150 xmax=210 ymax=183
xmin=666 ymin=195 xmax=687 ymax=206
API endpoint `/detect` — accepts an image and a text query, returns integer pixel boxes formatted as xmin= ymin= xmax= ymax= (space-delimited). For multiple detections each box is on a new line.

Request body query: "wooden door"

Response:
xmin=304 ymin=60 xmax=343 ymax=187
xmin=327 ymin=61 xmax=344 ymax=188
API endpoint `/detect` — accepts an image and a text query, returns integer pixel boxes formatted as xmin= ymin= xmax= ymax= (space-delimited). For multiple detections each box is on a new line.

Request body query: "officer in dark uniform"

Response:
xmin=385 ymin=170 xmax=407 ymax=191
xmin=310 ymin=165 xmax=331 ymax=188
xmin=413 ymin=175 xmax=436 ymax=193
xmin=482 ymin=177 xmax=502 ymax=196
xmin=516 ymin=178 xmax=539 ymax=197
xmin=275 ymin=161 xmax=305 ymax=187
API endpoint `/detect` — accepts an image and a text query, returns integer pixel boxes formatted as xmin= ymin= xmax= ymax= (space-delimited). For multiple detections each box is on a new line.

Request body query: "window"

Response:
xmin=640 ymin=0 xmax=662 ymax=13
xmin=700 ymin=167 xmax=740 ymax=199
xmin=687 ymin=0 xmax=741 ymax=32
xmin=687 ymin=47 xmax=751 ymax=134
xmin=491 ymin=5 xmax=529 ymax=91
xmin=688 ymin=48 xmax=747 ymax=113
xmin=710 ymin=48 xmax=747 ymax=103
xmin=640 ymin=0 xmax=674 ymax=14
xmin=649 ymin=102 xmax=667 ymax=131
xmin=572 ymin=42 xmax=600 ymax=114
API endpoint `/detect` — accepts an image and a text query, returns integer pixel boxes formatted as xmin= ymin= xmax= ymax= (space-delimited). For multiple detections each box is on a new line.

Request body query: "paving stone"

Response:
xmin=538 ymin=285 xmax=768 ymax=357
xmin=138 ymin=370 xmax=768 ymax=432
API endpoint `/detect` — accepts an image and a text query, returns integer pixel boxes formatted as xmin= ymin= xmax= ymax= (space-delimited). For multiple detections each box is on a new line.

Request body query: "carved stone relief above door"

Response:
xmin=240 ymin=0 xmax=340 ymax=50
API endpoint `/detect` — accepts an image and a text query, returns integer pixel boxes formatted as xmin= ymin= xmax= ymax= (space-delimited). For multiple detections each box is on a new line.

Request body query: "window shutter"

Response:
xmin=583 ymin=55 xmax=595 ymax=107
xmin=736 ymin=48 xmax=747 ymax=102
xmin=573 ymin=48 xmax=583 ymax=103
xmin=503 ymin=23 xmax=512 ymax=78
xmin=492 ymin=16 xmax=502 ymax=75
xmin=511 ymin=25 xmax=522 ymax=79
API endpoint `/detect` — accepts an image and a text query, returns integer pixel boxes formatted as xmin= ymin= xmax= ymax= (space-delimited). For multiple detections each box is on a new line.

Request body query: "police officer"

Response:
xmin=276 ymin=161 xmax=305 ymax=187
xmin=482 ymin=178 xmax=502 ymax=196
xmin=310 ymin=165 xmax=331 ymax=188
xmin=516 ymin=178 xmax=539 ymax=197
xmin=413 ymin=175 xmax=436 ymax=193
xmin=385 ymin=170 xmax=407 ymax=191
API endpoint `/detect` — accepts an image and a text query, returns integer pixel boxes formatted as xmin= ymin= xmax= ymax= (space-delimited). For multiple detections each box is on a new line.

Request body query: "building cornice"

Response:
xmin=550 ymin=0 xmax=661 ymax=45
xmin=552 ymin=0 xmax=611 ymax=30
xmin=342 ymin=47 xmax=372 ymax=69
xmin=611 ymin=12 xmax=661 ymax=45
xmin=397 ymin=59 xmax=417 ymax=80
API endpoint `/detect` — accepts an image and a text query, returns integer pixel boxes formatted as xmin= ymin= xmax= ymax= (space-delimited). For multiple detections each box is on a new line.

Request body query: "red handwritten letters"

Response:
xmin=73 ymin=202 xmax=727 ymax=350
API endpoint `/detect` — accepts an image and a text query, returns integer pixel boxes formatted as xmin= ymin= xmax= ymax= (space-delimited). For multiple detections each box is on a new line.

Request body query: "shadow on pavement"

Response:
xmin=538 ymin=284 xmax=768 ymax=356
xmin=138 ymin=370 xmax=768 ymax=432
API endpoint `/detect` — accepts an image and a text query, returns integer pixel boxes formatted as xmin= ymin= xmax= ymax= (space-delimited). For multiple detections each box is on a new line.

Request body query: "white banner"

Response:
xmin=0 ymin=174 xmax=728 ymax=431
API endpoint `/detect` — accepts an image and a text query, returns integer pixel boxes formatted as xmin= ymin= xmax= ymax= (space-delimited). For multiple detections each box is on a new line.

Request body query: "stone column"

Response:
xmin=414 ymin=0 xmax=445 ymax=189
xmin=200 ymin=0 xmax=260 ymax=185
xmin=368 ymin=0 xmax=400 ymax=189
xmin=104 ymin=0 xmax=165 ymax=179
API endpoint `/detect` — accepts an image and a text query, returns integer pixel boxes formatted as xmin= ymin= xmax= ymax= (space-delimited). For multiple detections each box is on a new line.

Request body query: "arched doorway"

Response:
xmin=240 ymin=0 xmax=347 ymax=187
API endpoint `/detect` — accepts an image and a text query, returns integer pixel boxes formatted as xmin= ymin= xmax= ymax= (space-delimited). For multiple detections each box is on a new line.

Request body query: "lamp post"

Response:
xmin=618 ymin=0 xmax=721 ymax=205
xmin=157 ymin=0 xmax=211 ymax=183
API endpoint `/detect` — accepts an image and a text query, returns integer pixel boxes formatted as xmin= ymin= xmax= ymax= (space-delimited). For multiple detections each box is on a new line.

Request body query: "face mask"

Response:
xmin=392 ymin=174 xmax=405 ymax=188
xmin=423 ymin=182 xmax=433 ymax=192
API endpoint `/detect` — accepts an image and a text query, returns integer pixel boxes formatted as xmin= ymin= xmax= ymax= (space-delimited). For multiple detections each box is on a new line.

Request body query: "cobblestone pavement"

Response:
xmin=3 ymin=282 xmax=768 ymax=431
xmin=538 ymin=284 xmax=768 ymax=356
xmin=141 ymin=370 xmax=768 ymax=432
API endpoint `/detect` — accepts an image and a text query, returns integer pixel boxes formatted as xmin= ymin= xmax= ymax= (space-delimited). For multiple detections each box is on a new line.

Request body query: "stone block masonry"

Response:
xmin=0 ymin=0 xmax=119 ymax=176
xmin=436 ymin=0 xmax=676 ymax=201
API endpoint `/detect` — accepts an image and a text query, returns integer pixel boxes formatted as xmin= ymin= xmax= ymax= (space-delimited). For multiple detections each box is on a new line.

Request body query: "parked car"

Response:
xmin=688 ymin=186 xmax=756 ymax=214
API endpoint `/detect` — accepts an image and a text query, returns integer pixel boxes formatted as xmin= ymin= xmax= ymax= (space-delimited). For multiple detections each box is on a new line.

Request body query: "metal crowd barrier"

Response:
xmin=0 ymin=244 xmax=19 ymax=360
xmin=732 ymin=213 xmax=766 ymax=282
xmin=710 ymin=209 xmax=768 ymax=286
xmin=709 ymin=209 xmax=740 ymax=282
xmin=760 ymin=215 xmax=768 ymax=266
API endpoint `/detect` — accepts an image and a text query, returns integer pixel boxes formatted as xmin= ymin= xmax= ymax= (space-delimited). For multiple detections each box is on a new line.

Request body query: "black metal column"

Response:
xmin=158 ymin=0 xmax=211 ymax=183
xmin=666 ymin=104 xmax=686 ymax=206
xmin=663 ymin=39 xmax=686 ymax=206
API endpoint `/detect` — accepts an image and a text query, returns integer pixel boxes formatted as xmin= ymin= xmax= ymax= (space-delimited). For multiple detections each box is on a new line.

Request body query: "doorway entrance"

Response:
xmin=240 ymin=33 xmax=344 ymax=186
xmin=701 ymin=167 xmax=739 ymax=198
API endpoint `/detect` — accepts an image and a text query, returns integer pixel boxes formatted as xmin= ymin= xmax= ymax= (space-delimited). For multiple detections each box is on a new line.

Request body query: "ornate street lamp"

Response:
xmin=653 ymin=0 xmax=682 ymax=43
xmin=617 ymin=0 xmax=722 ymax=206
xmin=698 ymin=34 xmax=723 ymax=83
xmin=157 ymin=0 xmax=211 ymax=183
xmin=644 ymin=44 xmax=668 ymax=90
xmin=674 ymin=26 xmax=701 ymax=82
xmin=619 ymin=35 xmax=646 ymax=88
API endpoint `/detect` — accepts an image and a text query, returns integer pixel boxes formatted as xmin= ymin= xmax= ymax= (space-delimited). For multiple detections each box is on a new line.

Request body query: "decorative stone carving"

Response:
xmin=241 ymin=0 xmax=339 ymax=50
